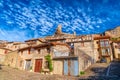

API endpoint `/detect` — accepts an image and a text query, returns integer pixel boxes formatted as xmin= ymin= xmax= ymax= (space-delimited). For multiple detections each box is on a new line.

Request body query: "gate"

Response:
xmin=63 ymin=58 xmax=79 ymax=76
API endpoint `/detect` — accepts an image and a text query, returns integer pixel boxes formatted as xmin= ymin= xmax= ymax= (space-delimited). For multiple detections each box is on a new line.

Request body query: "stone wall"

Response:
xmin=112 ymin=43 xmax=120 ymax=59
xmin=4 ymin=51 xmax=18 ymax=67
xmin=74 ymin=41 xmax=94 ymax=72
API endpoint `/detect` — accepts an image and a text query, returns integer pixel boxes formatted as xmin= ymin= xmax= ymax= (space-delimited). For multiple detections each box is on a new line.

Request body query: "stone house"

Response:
xmin=5 ymin=24 xmax=119 ymax=76
xmin=4 ymin=43 xmax=51 ymax=71
xmin=25 ymin=38 xmax=46 ymax=46
xmin=17 ymin=43 xmax=52 ymax=72
xmin=4 ymin=50 xmax=20 ymax=67
xmin=93 ymin=34 xmax=113 ymax=63
xmin=105 ymin=26 xmax=120 ymax=38
xmin=105 ymin=26 xmax=120 ymax=60
xmin=51 ymin=43 xmax=71 ymax=75
xmin=4 ymin=42 xmax=71 ymax=73
xmin=111 ymin=41 xmax=120 ymax=59
xmin=0 ymin=47 xmax=12 ymax=64
xmin=43 ymin=25 xmax=98 ymax=76
xmin=5 ymin=42 xmax=28 ymax=51
xmin=51 ymin=34 xmax=97 ymax=76
xmin=52 ymin=38 xmax=96 ymax=76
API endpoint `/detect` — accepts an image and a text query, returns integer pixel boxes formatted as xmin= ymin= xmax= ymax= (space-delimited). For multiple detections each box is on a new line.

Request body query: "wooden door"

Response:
xmin=34 ymin=59 xmax=42 ymax=72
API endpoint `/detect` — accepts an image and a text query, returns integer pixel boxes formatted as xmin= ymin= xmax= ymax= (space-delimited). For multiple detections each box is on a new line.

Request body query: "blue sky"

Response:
xmin=0 ymin=0 xmax=120 ymax=41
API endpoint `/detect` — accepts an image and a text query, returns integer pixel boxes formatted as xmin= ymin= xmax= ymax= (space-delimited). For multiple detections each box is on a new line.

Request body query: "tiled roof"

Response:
xmin=94 ymin=36 xmax=110 ymax=40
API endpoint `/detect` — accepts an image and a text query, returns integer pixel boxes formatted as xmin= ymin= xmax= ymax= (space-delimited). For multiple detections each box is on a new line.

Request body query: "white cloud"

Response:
xmin=96 ymin=25 xmax=100 ymax=28
xmin=0 ymin=0 xmax=111 ymax=41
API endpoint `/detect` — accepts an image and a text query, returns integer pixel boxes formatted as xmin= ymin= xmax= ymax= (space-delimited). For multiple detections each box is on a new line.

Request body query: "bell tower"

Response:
xmin=54 ymin=24 xmax=63 ymax=35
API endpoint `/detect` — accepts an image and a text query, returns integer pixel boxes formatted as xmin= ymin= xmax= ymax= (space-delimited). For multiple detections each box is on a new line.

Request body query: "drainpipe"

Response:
xmin=91 ymin=35 xmax=95 ymax=63
xmin=15 ymin=50 xmax=19 ymax=68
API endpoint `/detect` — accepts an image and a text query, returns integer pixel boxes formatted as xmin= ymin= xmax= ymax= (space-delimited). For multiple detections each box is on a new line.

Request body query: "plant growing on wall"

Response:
xmin=80 ymin=71 xmax=85 ymax=75
xmin=45 ymin=54 xmax=53 ymax=72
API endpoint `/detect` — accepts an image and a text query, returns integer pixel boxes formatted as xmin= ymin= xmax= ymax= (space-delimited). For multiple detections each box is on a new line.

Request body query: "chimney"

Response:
xmin=73 ymin=31 xmax=76 ymax=36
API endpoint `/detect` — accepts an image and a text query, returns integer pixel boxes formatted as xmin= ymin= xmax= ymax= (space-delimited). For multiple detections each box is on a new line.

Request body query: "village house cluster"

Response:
xmin=0 ymin=25 xmax=120 ymax=76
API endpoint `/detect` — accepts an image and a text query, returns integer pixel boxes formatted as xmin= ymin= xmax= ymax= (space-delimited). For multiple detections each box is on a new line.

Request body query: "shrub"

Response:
xmin=45 ymin=54 xmax=53 ymax=72
xmin=80 ymin=71 xmax=85 ymax=75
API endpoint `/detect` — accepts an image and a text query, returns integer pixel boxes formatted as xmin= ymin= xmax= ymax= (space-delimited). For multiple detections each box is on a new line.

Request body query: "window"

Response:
xmin=38 ymin=49 xmax=41 ymax=54
xmin=28 ymin=49 xmax=30 ymax=54
xmin=105 ymin=41 xmax=109 ymax=47
xmin=112 ymin=30 xmax=116 ymax=34
xmin=11 ymin=58 xmax=13 ymax=63
xmin=81 ymin=42 xmax=84 ymax=47
xmin=4 ymin=50 xmax=8 ymax=54
xmin=21 ymin=51 xmax=23 ymax=55
xmin=70 ymin=43 xmax=74 ymax=49
xmin=15 ymin=46 xmax=17 ymax=48
xmin=44 ymin=61 xmax=49 ymax=69
xmin=96 ymin=41 xmax=99 ymax=44
xmin=101 ymin=48 xmax=110 ymax=55
xmin=31 ymin=48 xmax=35 ymax=53
xmin=100 ymin=40 xmax=109 ymax=47
xmin=100 ymin=41 xmax=104 ymax=47
xmin=20 ymin=60 xmax=23 ymax=67
xmin=101 ymin=48 xmax=106 ymax=55
xmin=47 ymin=48 xmax=50 ymax=53
xmin=119 ymin=48 xmax=120 ymax=51
xmin=97 ymin=48 xmax=99 ymax=51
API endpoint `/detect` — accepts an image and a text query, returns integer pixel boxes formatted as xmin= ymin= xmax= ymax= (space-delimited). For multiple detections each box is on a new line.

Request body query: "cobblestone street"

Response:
xmin=1 ymin=61 xmax=120 ymax=80
xmin=0 ymin=65 xmax=77 ymax=80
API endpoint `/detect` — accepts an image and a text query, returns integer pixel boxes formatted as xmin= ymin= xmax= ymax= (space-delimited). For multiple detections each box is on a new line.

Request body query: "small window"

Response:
xmin=44 ymin=61 xmax=49 ymax=69
xmin=47 ymin=48 xmax=50 ymax=53
xmin=20 ymin=60 xmax=23 ymax=67
xmin=97 ymin=48 xmax=99 ymax=51
xmin=4 ymin=50 xmax=8 ymax=54
xmin=11 ymin=58 xmax=13 ymax=63
xmin=119 ymin=48 xmax=120 ymax=51
xmin=28 ymin=49 xmax=30 ymax=54
xmin=96 ymin=41 xmax=99 ymax=44
xmin=81 ymin=42 xmax=84 ymax=47
xmin=21 ymin=51 xmax=23 ymax=55
xmin=15 ymin=46 xmax=17 ymax=48
xmin=38 ymin=49 xmax=41 ymax=54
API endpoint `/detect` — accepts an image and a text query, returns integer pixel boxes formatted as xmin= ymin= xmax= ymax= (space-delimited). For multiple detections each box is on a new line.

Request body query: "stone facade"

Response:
xmin=3 ymin=25 xmax=120 ymax=76
xmin=5 ymin=42 xmax=28 ymax=51
xmin=74 ymin=40 xmax=94 ymax=72
xmin=105 ymin=26 xmax=120 ymax=38
xmin=0 ymin=48 xmax=12 ymax=64
xmin=51 ymin=44 xmax=70 ymax=75
xmin=112 ymin=42 xmax=120 ymax=59
xmin=93 ymin=34 xmax=113 ymax=63
xmin=4 ymin=51 xmax=18 ymax=67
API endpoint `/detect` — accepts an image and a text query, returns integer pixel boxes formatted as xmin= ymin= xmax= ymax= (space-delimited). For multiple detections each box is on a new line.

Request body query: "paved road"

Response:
xmin=79 ymin=60 xmax=120 ymax=80
xmin=108 ymin=60 xmax=120 ymax=78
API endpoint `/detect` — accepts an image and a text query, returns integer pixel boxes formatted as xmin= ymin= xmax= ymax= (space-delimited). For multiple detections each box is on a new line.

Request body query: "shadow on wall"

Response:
xmin=77 ymin=49 xmax=92 ymax=60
